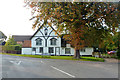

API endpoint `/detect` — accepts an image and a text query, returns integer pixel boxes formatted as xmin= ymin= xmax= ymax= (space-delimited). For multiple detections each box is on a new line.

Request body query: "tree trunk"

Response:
xmin=73 ymin=49 xmax=80 ymax=59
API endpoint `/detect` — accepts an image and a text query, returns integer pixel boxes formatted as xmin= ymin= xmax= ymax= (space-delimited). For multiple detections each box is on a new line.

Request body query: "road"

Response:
xmin=1 ymin=54 xmax=118 ymax=78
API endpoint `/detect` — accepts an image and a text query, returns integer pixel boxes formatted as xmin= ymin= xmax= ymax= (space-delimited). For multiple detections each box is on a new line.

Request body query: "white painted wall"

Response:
xmin=80 ymin=48 xmax=93 ymax=55
xmin=31 ymin=25 xmax=61 ymax=55
xmin=60 ymin=46 xmax=75 ymax=55
xmin=31 ymin=37 xmax=45 ymax=47
xmin=22 ymin=48 xmax=32 ymax=55
xmin=60 ymin=47 xmax=93 ymax=56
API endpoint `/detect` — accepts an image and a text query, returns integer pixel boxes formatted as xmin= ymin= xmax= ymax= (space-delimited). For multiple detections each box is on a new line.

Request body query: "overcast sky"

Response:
xmin=0 ymin=0 xmax=36 ymax=38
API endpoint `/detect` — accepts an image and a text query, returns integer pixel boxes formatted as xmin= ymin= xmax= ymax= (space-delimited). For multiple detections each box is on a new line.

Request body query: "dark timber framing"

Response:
xmin=30 ymin=24 xmax=59 ymax=47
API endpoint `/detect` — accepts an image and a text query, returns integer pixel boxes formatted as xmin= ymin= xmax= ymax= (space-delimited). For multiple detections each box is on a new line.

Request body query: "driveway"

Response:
xmin=1 ymin=54 xmax=118 ymax=78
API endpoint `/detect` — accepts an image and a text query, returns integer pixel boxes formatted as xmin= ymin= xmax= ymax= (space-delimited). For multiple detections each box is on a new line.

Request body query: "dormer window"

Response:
xmin=44 ymin=28 xmax=48 ymax=36
xmin=36 ymin=38 xmax=42 ymax=45
xmin=50 ymin=38 xmax=57 ymax=45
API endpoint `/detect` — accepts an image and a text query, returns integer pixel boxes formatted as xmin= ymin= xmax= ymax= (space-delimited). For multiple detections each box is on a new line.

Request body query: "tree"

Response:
xmin=115 ymin=32 xmax=120 ymax=58
xmin=5 ymin=36 xmax=16 ymax=46
xmin=25 ymin=2 xmax=120 ymax=59
xmin=2 ymin=36 xmax=21 ymax=52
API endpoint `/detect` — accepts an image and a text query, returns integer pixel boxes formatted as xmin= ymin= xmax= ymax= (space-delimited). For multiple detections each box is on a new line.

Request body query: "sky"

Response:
xmin=0 ymin=0 xmax=36 ymax=38
xmin=0 ymin=0 xmax=119 ymax=39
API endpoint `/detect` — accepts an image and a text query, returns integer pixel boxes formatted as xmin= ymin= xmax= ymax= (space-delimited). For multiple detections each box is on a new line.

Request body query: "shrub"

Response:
xmin=117 ymin=49 xmax=120 ymax=58
xmin=3 ymin=45 xmax=21 ymax=51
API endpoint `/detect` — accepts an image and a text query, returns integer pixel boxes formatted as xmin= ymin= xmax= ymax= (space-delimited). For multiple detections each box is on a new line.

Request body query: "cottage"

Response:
xmin=21 ymin=24 xmax=93 ymax=56
xmin=0 ymin=31 xmax=7 ymax=46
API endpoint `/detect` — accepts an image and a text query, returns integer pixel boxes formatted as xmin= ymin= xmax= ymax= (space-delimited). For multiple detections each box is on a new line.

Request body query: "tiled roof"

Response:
xmin=22 ymin=40 xmax=31 ymax=48
xmin=12 ymin=35 xmax=32 ymax=42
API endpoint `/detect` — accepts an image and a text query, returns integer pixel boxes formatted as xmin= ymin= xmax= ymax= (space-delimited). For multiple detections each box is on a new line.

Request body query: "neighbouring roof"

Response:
xmin=22 ymin=40 xmax=31 ymax=48
xmin=12 ymin=35 xmax=32 ymax=42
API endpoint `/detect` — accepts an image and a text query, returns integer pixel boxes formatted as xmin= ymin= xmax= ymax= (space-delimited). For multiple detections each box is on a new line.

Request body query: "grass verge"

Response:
xmin=1 ymin=53 xmax=105 ymax=62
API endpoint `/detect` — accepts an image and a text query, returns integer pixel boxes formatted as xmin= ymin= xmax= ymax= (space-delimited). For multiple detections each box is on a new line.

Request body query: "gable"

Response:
xmin=30 ymin=24 xmax=59 ymax=39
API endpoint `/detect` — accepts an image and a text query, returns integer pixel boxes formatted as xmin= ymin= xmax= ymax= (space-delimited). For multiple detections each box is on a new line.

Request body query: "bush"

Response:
xmin=3 ymin=45 xmax=21 ymax=51
xmin=117 ymin=49 xmax=120 ymax=58
xmin=15 ymin=46 xmax=21 ymax=51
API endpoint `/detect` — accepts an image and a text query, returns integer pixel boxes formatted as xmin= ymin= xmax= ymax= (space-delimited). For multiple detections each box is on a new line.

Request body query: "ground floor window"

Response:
xmin=49 ymin=47 xmax=54 ymax=53
xmin=39 ymin=47 xmax=43 ymax=53
xmin=65 ymin=48 xmax=71 ymax=54
xmin=80 ymin=48 xmax=85 ymax=52
xmin=32 ymin=48 xmax=36 ymax=51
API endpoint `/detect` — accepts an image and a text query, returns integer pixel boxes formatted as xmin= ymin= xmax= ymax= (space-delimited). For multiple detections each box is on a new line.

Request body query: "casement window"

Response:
xmin=50 ymin=38 xmax=57 ymax=45
xmin=49 ymin=47 xmax=54 ymax=53
xmin=65 ymin=48 xmax=71 ymax=54
xmin=39 ymin=47 xmax=43 ymax=53
xmin=80 ymin=49 xmax=85 ymax=52
xmin=32 ymin=48 xmax=36 ymax=51
xmin=36 ymin=38 xmax=42 ymax=45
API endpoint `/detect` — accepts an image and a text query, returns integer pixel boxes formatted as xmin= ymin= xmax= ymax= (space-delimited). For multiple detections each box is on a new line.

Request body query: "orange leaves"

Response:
xmin=112 ymin=8 xmax=114 ymax=11
xmin=30 ymin=4 xmax=34 ymax=8
xmin=63 ymin=26 xmax=86 ymax=49
xmin=48 ymin=22 xmax=52 ymax=27
xmin=70 ymin=19 xmax=73 ymax=21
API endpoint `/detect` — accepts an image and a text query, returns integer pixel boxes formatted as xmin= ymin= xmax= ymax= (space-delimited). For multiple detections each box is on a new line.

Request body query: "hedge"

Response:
xmin=2 ymin=45 xmax=21 ymax=51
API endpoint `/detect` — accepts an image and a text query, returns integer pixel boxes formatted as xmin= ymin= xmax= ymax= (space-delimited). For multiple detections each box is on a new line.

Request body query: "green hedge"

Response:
xmin=117 ymin=49 xmax=120 ymax=58
xmin=3 ymin=45 xmax=21 ymax=51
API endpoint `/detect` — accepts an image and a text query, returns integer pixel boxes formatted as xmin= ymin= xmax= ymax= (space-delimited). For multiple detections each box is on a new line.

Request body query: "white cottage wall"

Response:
xmin=60 ymin=46 xmax=75 ymax=55
xmin=31 ymin=37 xmax=45 ymax=47
xmin=22 ymin=48 xmax=32 ymax=55
xmin=61 ymin=47 xmax=93 ymax=56
xmin=80 ymin=48 xmax=93 ymax=56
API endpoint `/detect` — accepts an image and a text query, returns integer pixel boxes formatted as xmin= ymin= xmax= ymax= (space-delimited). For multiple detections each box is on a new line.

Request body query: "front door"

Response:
xmin=55 ymin=47 xmax=60 ymax=55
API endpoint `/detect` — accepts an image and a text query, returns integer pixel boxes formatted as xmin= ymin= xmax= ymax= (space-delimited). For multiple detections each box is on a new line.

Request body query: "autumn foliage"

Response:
xmin=25 ymin=1 xmax=120 ymax=58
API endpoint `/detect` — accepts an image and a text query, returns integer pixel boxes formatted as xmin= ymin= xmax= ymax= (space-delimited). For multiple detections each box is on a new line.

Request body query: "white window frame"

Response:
xmin=80 ymin=48 xmax=85 ymax=52
xmin=50 ymin=38 xmax=57 ymax=45
xmin=39 ymin=47 xmax=43 ymax=53
xmin=65 ymin=48 xmax=71 ymax=54
xmin=49 ymin=47 xmax=54 ymax=53
xmin=36 ymin=38 xmax=42 ymax=45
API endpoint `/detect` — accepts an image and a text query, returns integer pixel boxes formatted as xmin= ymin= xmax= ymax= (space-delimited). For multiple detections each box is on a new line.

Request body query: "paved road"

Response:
xmin=1 ymin=54 xmax=118 ymax=78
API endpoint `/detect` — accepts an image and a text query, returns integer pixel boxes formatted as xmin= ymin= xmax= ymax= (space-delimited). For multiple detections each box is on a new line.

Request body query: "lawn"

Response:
xmin=1 ymin=53 xmax=105 ymax=62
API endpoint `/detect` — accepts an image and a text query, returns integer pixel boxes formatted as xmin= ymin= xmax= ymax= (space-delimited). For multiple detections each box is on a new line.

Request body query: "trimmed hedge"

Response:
xmin=3 ymin=45 xmax=21 ymax=51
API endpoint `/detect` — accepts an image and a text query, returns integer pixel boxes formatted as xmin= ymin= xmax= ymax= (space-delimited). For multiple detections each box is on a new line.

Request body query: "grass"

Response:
xmin=0 ymin=53 xmax=105 ymax=62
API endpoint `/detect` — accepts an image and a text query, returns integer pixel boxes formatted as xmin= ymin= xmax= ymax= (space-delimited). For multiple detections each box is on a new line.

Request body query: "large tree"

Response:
xmin=25 ymin=1 xmax=120 ymax=59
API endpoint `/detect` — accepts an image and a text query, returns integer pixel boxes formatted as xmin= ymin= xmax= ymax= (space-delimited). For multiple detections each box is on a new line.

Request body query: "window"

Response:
xmin=80 ymin=49 xmax=85 ymax=52
xmin=50 ymin=38 xmax=57 ymax=45
xmin=32 ymin=48 xmax=36 ymax=51
xmin=36 ymin=38 xmax=42 ymax=45
xmin=49 ymin=47 xmax=54 ymax=53
xmin=44 ymin=28 xmax=48 ymax=35
xmin=65 ymin=48 xmax=71 ymax=54
xmin=39 ymin=47 xmax=43 ymax=53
